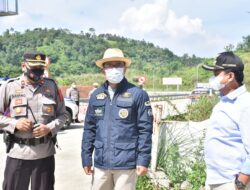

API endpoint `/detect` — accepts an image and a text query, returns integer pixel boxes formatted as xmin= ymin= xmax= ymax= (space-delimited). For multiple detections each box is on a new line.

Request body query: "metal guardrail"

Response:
xmin=80 ymin=92 xmax=191 ymax=103
xmin=79 ymin=98 xmax=89 ymax=103
xmin=149 ymin=93 xmax=190 ymax=101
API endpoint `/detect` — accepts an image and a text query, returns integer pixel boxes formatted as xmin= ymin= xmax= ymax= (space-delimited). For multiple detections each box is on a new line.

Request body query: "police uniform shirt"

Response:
xmin=0 ymin=75 xmax=66 ymax=160
xmin=70 ymin=88 xmax=79 ymax=102
xmin=67 ymin=87 xmax=79 ymax=102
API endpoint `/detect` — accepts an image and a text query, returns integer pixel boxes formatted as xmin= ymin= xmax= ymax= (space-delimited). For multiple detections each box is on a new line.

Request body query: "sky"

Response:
xmin=0 ymin=0 xmax=250 ymax=57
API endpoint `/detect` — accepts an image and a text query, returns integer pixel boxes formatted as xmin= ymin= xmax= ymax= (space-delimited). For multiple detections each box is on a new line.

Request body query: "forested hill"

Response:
xmin=0 ymin=28 xmax=203 ymax=78
xmin=1 ymin=28 xmax=249 ymax=90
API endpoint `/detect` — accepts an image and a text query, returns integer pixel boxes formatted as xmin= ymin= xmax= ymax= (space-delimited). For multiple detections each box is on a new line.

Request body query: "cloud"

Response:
xmin=114 ymin=0 xmax=227 ymax=57
xmin=119 ymin=1 xmax=168 ymax=34
xmin=0 ymin=0 xmax=234 ymax=57
xmin=118 ymin=0 xmax=204 ymax=37
xmin=164 ymin=10 xmax=204 ymax=38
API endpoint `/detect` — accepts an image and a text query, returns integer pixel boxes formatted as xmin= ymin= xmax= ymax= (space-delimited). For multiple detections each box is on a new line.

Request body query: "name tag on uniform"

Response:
xmin=11 ymin=94 xmax=26 ymax=98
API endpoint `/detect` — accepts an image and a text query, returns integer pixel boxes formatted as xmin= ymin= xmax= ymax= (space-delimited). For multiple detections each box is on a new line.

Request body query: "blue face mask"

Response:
xmin=209 ymin=76 xmax=225 ymax=91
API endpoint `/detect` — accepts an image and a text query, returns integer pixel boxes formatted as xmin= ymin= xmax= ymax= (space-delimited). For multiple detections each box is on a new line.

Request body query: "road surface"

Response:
xmin=0 ymin=123 xmax=92 ymax=190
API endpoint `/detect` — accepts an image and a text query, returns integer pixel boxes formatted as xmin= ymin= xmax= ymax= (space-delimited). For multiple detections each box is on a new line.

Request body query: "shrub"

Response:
xmin=136 ymin=175 xmax=165 ymax=190
xmin=186 ymin=96 xmax=219 ymax=121
xmin=186 ymin=137 xmax=206 ymax=190
xmin=166 ymin=95 xmax=219 ymax=122
xmin=157 ymin=95 xmax=217 ymax=189
xmin=158 ymin=143 xmax=188 ymax=185
xmin=157 ymin=125 xmax=190 ymax=187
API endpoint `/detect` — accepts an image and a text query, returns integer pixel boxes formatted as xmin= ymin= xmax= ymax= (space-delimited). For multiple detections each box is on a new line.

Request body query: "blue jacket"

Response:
xmin=81 ymin=78 xmax=153 ymax=170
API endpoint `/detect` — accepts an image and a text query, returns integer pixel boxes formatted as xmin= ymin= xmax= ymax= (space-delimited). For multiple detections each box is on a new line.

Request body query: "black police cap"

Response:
xmin=202 ymin=52 xmax=244 ymax=71
xmin=23 ymin=52 xmax=46 ymax=67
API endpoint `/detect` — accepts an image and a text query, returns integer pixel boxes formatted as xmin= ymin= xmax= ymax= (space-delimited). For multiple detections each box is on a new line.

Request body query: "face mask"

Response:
xmin=209 ymin=75 xmax=225 ymax=91
xmin=25 ymin=67 xmax=44 ymax=82
xmin=105 ymin=68 xmax=124 ymax=84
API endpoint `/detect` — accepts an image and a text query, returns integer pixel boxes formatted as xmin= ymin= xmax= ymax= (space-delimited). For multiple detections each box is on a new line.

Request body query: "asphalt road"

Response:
xmin=0 ymin=123 xmax=92 ymax=190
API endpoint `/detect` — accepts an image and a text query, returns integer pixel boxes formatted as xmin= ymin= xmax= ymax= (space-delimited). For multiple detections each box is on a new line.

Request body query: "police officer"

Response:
xmin=0 ymin=52 xmax=66 ymax=190
xmin=81 ymin=48 xmax=153 ymax=190
xmin=66 ymin=82 xmax=80 ymax=106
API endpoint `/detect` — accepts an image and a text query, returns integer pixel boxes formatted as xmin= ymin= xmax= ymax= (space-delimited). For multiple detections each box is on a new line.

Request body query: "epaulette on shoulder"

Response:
xmin=43 ymin=77 xmax=56 ymax=83
xmin=43 ymin=77 xmax=58 ymax=86
xmin=6 ymin=77 xmax=20 ymax=84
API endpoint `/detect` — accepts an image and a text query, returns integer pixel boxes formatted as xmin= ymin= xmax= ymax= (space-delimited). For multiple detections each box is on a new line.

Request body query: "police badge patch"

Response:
xmin=119 ymin=109 xmax=129 ymax=119
xmin=94 ymin=107 xmax=104 ymax=117
xmin=44 ymin=87 xmax=53 ymax=98
xmin=148 ymin=108 xmax=153 ymax=117
xmin=15 ymin=107 xmax=21 ymax=114
xmin=96 ymin=93 xmax=107 ymax=100
xmin=122 ymin=92 xmax=131 ymax=98
xmin=145 ymin=101 xmax=151 ymax=106
xmin=15 ymin=99 xmax=22 ymax=106
xmin=47 ymin=106 xmax=52 ymax=113
xmin=36 ymin=55 xmax=41 ymax=60
xmin=45 ymin=88 xmax=51 ymax=94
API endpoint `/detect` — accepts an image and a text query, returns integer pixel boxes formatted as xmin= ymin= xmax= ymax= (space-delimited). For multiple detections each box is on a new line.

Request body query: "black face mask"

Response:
xmin=25 ymin=68 xmax=44 ymax=82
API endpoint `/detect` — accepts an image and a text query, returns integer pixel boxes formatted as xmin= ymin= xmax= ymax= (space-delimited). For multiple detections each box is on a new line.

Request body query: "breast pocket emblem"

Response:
xmin=119 ymin=109 xmax=129 ymax=119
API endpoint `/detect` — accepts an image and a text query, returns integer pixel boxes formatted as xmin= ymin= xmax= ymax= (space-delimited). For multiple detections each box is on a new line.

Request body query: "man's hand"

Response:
xmin=236 ymin=173 xmax=250 ymax=190
xmin=32 ymin=124 xmax=51 ymax=138
xmin=136 ymin=166 xmax=148 ymax=176
xmin=15 ymin=118 xmax=33 ymax=132
xmin=83 ymin=166 xmax=93 ymax=175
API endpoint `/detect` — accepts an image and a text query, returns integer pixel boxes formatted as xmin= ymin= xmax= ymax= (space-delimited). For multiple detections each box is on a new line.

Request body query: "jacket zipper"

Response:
xmin=107 ymin=95 xmax=112 ymax=168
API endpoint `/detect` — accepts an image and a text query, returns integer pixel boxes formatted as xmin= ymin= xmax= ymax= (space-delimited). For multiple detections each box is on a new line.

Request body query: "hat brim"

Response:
xmin=202 ymin=64 xmax=224 ymax=71
xmin=96 ymin=57 xmax=131 ymax=68
xmin=26 ymin=62 xmax=46 ymax=67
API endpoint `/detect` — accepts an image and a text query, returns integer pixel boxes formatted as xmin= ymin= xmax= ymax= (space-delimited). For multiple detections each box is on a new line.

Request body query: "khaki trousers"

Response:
xmin=207 ymin=182 xmax=250 ymax=190
xmin=91 ymin=168 xmax=137 ymax=190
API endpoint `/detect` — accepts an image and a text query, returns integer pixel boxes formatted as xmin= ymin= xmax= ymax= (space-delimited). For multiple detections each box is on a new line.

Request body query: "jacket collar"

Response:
xmin=101 ymin=77 xmax=128 ymax=94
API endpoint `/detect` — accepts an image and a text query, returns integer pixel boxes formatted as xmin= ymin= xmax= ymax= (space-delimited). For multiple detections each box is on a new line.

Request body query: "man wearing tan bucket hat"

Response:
xmin=81 ymin=48 xmax=153 ymax=190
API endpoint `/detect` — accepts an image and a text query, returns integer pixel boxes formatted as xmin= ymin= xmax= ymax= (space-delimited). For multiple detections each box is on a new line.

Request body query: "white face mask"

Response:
xmin=209 ymin=75 xmax=225 ymax=91
xmin=105 ymin=68 xmax=124 ymax=84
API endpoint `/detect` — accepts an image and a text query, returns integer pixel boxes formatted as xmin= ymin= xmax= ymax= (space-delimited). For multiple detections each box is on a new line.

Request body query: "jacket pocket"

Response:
xmin=94 ymin=140 xmax=104 ymax=165
xmin=116 ymin=101 xmax=132 ymax=121
xmin=11 ymin=97 xmax=28 ymax=118
xmin=42 ymin=96 xmax=56 ymax=117
xmin=114 ymin=142 xmax=136 ymax=166
xmin=92 ymin=101 xmax=105 ymax=120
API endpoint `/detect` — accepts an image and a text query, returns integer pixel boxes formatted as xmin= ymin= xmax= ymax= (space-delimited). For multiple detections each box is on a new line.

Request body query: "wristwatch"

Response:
xmin=235 ymin=175 xmax=246 ymax=190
